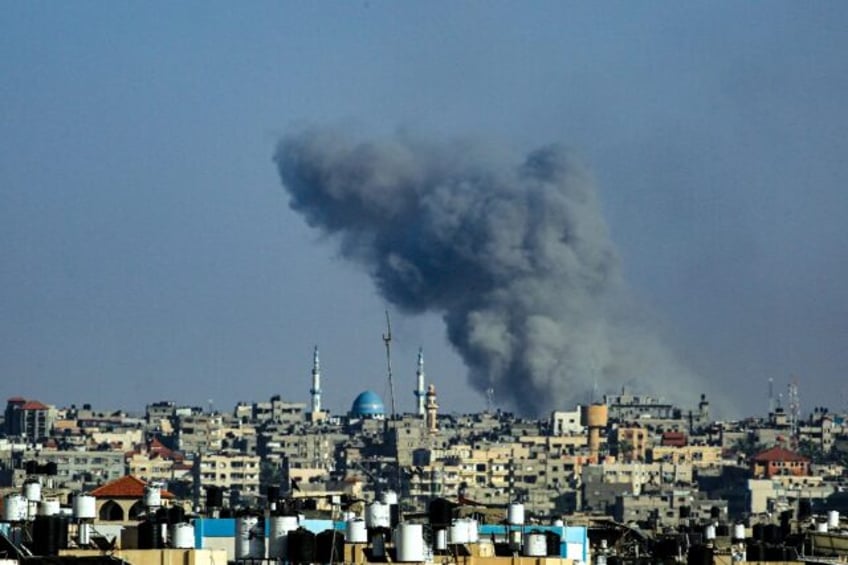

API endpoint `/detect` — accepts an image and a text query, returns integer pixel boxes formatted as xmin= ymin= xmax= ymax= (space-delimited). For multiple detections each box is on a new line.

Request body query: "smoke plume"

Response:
xmin=274 ymin=127 xmax=702 ymax=416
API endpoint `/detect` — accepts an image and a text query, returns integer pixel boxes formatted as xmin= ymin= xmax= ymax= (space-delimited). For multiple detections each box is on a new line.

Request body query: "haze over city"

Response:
xmin=2 ymin=4 xmax=847 ymax=417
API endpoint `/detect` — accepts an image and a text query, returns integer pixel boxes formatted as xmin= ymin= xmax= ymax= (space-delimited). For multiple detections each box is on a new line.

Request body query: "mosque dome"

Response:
xmin=351 ymin=390 xmax=386 ymax=418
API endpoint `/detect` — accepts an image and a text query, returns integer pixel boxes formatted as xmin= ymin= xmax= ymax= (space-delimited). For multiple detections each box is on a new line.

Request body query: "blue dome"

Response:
xmin=351 ymin=390 xmax=386 ymax=417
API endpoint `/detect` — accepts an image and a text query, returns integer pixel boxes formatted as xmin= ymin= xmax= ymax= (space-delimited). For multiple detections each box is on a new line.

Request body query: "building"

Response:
xmin=4 ymin=397 xmax=55 ymax=442
xmin=751 ymin=445 xmax=810 ymax=478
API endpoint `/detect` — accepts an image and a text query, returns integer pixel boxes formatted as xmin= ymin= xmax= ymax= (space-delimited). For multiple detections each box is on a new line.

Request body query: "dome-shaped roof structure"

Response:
xmin=351 ymin=390 xmax=386 ymax=418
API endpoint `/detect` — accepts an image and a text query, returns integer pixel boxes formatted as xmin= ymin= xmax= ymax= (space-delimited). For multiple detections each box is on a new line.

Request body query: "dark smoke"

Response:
xmin=273 ymin=127 xmax=703 ymax=416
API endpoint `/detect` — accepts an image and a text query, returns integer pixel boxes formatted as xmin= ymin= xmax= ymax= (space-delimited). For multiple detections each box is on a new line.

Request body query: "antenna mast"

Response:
xmin=383 ymin=310 xmax=397 ymax=420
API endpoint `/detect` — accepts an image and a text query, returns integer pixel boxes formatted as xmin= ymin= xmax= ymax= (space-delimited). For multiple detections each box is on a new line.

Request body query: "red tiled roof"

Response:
xmin=90 ymin=475 xmax=174 ymax=499
xmin=752 ymin=446 xmax=809 ymax=463
xmin=21 ymin=401 xmax=49 ymax=410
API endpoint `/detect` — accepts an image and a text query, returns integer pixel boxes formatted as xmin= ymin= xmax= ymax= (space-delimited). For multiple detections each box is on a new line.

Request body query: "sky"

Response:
xmin=1 ymin=3 xmax=847 ymax=418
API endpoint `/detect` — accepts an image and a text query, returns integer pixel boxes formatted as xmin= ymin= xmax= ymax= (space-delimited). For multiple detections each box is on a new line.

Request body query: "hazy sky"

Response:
xmin=2 ymin=3 xmax=847 ymax=418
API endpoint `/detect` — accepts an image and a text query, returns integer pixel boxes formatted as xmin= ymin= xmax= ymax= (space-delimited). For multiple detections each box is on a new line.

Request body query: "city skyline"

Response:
xmin=2 ymin=4 xmax=848 ymax=417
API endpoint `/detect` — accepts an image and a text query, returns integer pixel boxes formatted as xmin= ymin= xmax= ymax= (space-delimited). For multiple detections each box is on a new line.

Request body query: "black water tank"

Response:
xmin=752 ymin=523 xmax=764 ymax=541
xmin=25 ymin=460 xmax=38 ymax=474
xmin=429 ymin=498 xmax=455 ymax=527
xmin=679 ymin=506 xmax=691 ymax=518
xmin=764 ymin=524 xmax=780 ymax=543
xmin=545 ymin=531 xmax=561 ymax=556
xmin=205 ymin=486 xmax=224 ymax=509
xmin=167 ymin=505 xmax=185 ymax=525
xmin=31 ymin=515 xmax=69 ymax=556
xmin=799 ymin=499 xmax=812 ymax=520
xmin=138 ymin=519 xmax=163 ymax=549
xmin=316 ymin=529 xmax=345 ymax=563
xmin=746 ymin=541 xmax=764 ymax=561
xmin=710 ymin=506 xmax=721 ymax=519
xmin=716 ymin=524 xmax=729 ymax=537
xmin=267 ymin=485 xmax=280 ymax=503
xmin=287 ymin=527 xmax=317 ymax=563
xmin=765 ymin=544 xmax=788 ymax=561
xmin=687 ymin=544 xmax=713 ymax=565
xmin=654 ymin=537 xmax=681 ymax=559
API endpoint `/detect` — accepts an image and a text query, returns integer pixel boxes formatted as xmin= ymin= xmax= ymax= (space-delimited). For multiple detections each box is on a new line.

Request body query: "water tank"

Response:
xmin=316 ymin=529 xmax=345 ymax=563
xmin=449 ymin=518 xmax=472 ymax=544
xmin=269 ymin=514 xmax=299 ymax=558
xmin=799 ymin=499 xmax=813 ymax=520
xmin=468 ymin=518 xmax=479 ymax=542
xmin=346 ymin=518 xmax=367 ymax=543
xmin=138 ymin=519 xmax=162 ymax=549
xmin=235 ymin=515 xmax=265 ymax=559
xmin=429 ymin=498 xmax=455 ymax=527
xmin=170 ymin=523 xmax=195 ymax=549
xmin=508 ymin=502 xmax=525 ymax=526
xmin=205 ymin=486 xmax=223 ymax=509
xmin=38 ymin=500 xmax=61 ymax=517
xmin=434 ymin=529 xmax=447 ymax=551
xmin=545 ymin=530 xmax=561 ymax=556
xmin=380 ymin=490 xmax=398 ymax=505
xmin=143 ymin=485 xmax=162 ymax=508
xmin=166 ymin=505 xmax=185 ymax=525
xmin=828 ymin=510 xmax=840 ymax=529
xmin=286 ymin=527 xmax=317 ymax=564
xmin=31 ymin=515 xmax=68 ymax=556
xmin=816 ymin=521 xmax=829 ymax=533
xmin=523 ymin=532 xmax=548 ymax=557
xmin=267 ymin=485 xmax=281 ymax=503
xmin=687 ymin=544 xmax=714 ymax=565
xmin=582 ymin=404 xmax=609 ymax=427
xmin=396 ymin=523 xmax=425 ymax=562
xmin=365 ymin=501 xmax=391 ymax=529
xmin=72 ymin=494 xmax=96 ymax=520
xmin=732 ymin=524 xmax=746 ymax=541
xmin=3 ymin=494 xmax=28 ymax=522
xmin=705 ymin=524 xmax=716 ymax=540
xmin=23 ymin=481 xmax=42 ymax=502
xmin=553 ymin=518 xmax=564 ymax=527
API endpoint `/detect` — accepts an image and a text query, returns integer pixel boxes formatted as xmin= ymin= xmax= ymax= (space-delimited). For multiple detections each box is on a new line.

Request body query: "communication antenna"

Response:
xmin=382 ymin=310 xmax=402 ymax=512
xmin=485 ymin=388 xmax=495 ymax=414
xmin=382 ymin=310 xmax=397 ymax=420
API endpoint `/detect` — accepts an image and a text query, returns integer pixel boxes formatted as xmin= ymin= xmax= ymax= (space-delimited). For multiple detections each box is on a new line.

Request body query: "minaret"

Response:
xmin=414 ymin=348 xmax=426 ymax=417
xmin=425 ymin=384 xmax=439 ymax=434
xmin=310 ymin=346 xmax=321 ymax=415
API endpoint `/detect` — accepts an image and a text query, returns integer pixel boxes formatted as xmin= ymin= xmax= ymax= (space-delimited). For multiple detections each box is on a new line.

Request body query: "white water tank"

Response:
xmin=449 ymin=518 xmax=472 ymax=544
xmin=37 ymin=500 xmax=60 ymax=517
xmin=143 ymin=485 xmax=162 ymax=508
xmin=73 ymin=494 xmax=97 ymax=520
xmin=435 ymin=529 xmax=447 ymax=551
xmin=269 ymin=514 xmax=299 ymax=558
xmin=346 ymin=518 xmax=368 ymax=543
xmin=235 ymin=516 xmax=265 ymax=559
xmin=523 ymin=532 xmax=548 ymax=556
xmin=23 ymin=481 xmax=42 ymax=502
xmin=3 ymin=494 xmax=28 ymax=522
xmin=816 ymin=521 xmax=829 ymax=533
xmin=380 ymin=490 xmax=398 ymax=505
xmin=553 ymin=518 xmax=564 ymax=528
xmin=508 ymin=503 xmax=525 ymax=526
xmin=396 ymin=523 xmax=425 ymax=562
xmin=170 ymin=523 xmax=195 ymax=549
xmin=365 ymin=501 xmax=391 ymax=529
xmin=828 ymin=510 xmax=840 ymax=529
xmin=732 ymin=524 xmax=746 ymax=541
xmin=468 ymin=518 xmax=479 ymax=542
xmin=705 ymin=524 xmax=716 ymax=540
